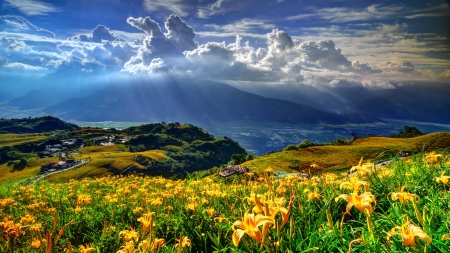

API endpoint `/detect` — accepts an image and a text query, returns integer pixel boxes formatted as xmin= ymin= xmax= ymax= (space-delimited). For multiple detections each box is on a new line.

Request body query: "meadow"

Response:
xmin=0 ymin=151 xmax=449 ymax=252
xmin=244 ymin=132 xmax=450 ymax=173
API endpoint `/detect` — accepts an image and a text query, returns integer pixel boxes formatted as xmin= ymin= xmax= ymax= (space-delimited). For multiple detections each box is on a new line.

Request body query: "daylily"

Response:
xmin=245 ymin=194 xmax=264 ymax=214
xmin=303 ymin=188 xmax=323 ymax=201
xmin=435 ymin=172 xmax=449 ymax=185
xmin=205 ymin=207 xmax=216 ymax=217
xmin=174 ymin=235 xmax=191 ymax=252
xmin=119 ymin=229 xmax=139 ymax=242
xmin=20 ymin=214 xmax=36 ymax=224
xmin=232 ymin=213 xmax=273 ymax=246
xmin=78 ymin=243 xmax=96 ymax=253
xmin=335 ymin=190 xmax=376 ymax=215
xmin=340 ymin=180 xmax=370 ymax=192
xmin=390 ymin=187 xmax=420 ymax=204
xmin=31 ymin=238 xmax=41 ymax=249
xmin=387 ymin=221 xmax=431 ymax=247
xmin=214 ymin=215 xmax=227 ymax=223
xmin=137 ymin=212 xmax=155 ymax=233
xmin=425 ymin=151 xmax=443 ymax=163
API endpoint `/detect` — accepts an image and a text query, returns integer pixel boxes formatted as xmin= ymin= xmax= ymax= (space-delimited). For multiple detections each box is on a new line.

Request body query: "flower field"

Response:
xmin=0 ymin=152 xmax=449 ymax=252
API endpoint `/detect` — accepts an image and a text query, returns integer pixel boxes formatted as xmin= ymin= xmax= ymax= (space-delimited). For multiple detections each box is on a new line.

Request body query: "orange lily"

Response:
xmin=387 ymin=221 xmax=431 ymax=247
xmin=335 ymin=190 xmax=376 ymax=215
xmin=390 ymin=187 xmax=420 ymax=204
xmin=232 ymin=213 xmax=273 ymax=246
xmin=78 ymin=243 xmax=96 ymax=253
xmin=435 ymin=172 xmax=449 ymax=185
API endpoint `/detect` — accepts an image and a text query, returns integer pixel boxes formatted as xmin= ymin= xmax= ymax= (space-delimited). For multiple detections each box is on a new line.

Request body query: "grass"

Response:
xmin=0 ymin=142 xmax=166 ymax=184
xmin=0 ymin=133 xmax=47 ymax=147
xmin=0 ymin=152 xmax=449 ymax=252
xmin=244 ymin=132 xmax=450 ymax=173
xmin=45 ymin=149 xmax=166 ymax=182
xmin=0 ymin=157 xmax=59 ymax=183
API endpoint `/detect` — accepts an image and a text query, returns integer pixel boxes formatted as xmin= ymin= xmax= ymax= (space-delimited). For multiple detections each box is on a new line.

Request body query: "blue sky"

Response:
xmin=1 ymin=0 xmax=449 ymax=90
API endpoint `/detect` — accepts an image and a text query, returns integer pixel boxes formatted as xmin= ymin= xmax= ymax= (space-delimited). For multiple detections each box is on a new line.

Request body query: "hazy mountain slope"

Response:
xmin=43 ymin=77 xmax=377 ymax=124
xmin=225 ymin=82 xmax=347 ymax=112
xmin=7 ymin=90 xmax=61 ymax=109
xmin=0 ymin=92 xmax=12 ymax=103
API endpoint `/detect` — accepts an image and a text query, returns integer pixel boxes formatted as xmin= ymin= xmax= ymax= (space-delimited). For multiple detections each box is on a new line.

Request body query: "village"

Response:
xmin=38 ymin=133 xmax=130 ymax=174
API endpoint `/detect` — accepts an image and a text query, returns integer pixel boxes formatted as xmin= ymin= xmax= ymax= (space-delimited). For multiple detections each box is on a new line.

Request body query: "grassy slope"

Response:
xmin=0 ymin=144 xmax=166 ymax=183
xmin=45 ymin=145 xmax=165 ymax=182
xmin=243 ymin=132 xmax=450 ymax=173
xmin=0 ymin=133 xmax=48 ymax=147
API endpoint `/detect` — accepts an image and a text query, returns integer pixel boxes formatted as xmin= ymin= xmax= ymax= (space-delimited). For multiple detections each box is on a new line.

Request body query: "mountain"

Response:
xmin=7 ymin=90 xmax=61 ymax=109
xmin=225 ymin=82 xmax=347 ymax=112
xmin=43 ymin=76 xmax=378 ymax=125
xmin=0 ymin=116 xmax=79 ymax=133
xmin=347 ymin=83 xmax=450 ymax=124
xmin=0 ymin=92 xmax=12 ymax=103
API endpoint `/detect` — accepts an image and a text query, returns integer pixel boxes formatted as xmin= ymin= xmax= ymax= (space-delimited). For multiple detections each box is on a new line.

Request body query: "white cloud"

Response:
xmin=5 ymin=0 xmax=59 ymax=16
xmin=164 ymin=15 xmax=198 ymax=52
xmin=4 ymin=62 xmax=47 ymax=71
xmin=1 ymin=15 xmax=55 ymax=38
xmin=197 ymin=0 xmax=245 ymax=18
xmin=287 ymin=3 xmax=449 ymax=23
xmin=6 ymin=40 xmax=29 ymax=51
xmin=70 ymin=25 xmax=122 ymax=43
xmin=203 ymin=18 xmax=276 ymax=33
xmin=142 ymin=0 xmax=189 ymax=17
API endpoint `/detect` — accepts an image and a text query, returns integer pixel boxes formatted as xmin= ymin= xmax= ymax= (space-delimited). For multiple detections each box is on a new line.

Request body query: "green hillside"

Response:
xmin=0 ymin=120 xmax=246 ymax=183
xmin=0 ymin=116 xmax=79 ymax=133
xmin=243 ymin=132 xmax=450 ymax=173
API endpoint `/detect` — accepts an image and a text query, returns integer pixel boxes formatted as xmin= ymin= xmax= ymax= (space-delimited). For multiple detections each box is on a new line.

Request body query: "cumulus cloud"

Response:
xmin=5 ymin=0 xmax=59 ymax=16
xmin=164 ymin=15 xmax=198 ymax=52
xmin=126 ymin=17 xmax=165 ymax=39
xmin=4 ymin=62 xmax=47 ymax=71
xmin=71 ymin=25 xmax=121 ymax=43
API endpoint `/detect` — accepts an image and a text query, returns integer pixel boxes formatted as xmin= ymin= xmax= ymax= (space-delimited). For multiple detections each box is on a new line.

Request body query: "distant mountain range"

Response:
xmin=42 ymin=77 xmax=375 ymax=124
xmin=3 ymin=68 xmax=450 ymax=125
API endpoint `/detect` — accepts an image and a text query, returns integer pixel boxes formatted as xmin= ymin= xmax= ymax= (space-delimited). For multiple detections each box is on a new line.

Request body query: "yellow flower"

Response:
xmin=132 ymin=207 xmax=143 ymax=214
xmin=117 ymin=241 xmax=137 ymax=253
xmin=151 ymin=238 xmax=166 ymax=251
xmin=390 ymin=187 xmax=420 ymax=204
xmin=119 ymin=229 xmax=139 ymax=242
xmin=442 ymin=233 xmax=449 ymax=241
xmin=206 ymin=207 xmax=216 ymax=217
xmin=276 ymin=184 xmax=286 ymax=195
xmin=303 ymin=188 xmax=323 ymax=201
xmin=30 ymin=223 xmax=43 ymax=232
xmin=174 ymin=235 xmax=191 ymax=249
xmin=435 ymin=172 xmax=449 ymax=185
xmin=335 ymin=190 xmax=376 ymax=215
xmin=20 ymin=214 xmax=36 ymax=224
xmin=340 ymin=180 xmax=370 ymax=192
xmin=232 ymin=213 xmax=273 ymax=246
xmin=78 ymin=243 xmax=96 ymax=253
xmin=387 ymin=221 xmax=431 ymax=247
xmin=425 ymin=151 xmax=443 ymax=163
xmin=137 ymin=212 xmax=155 ymax=233
xmin=245 ymin=193 xmax=264 ymax=214
xmin=31 ymin=238 xmax=41 ymax=249
xmin=214 ymin=215 xmax=227 ymax=223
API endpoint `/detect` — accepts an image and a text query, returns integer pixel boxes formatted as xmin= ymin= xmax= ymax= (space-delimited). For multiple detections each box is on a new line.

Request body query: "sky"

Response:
xmin=1 ymin=0 xmax=450 ymax=91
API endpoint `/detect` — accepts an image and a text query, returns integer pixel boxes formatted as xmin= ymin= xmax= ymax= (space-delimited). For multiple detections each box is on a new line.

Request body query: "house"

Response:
xmin=45 ymin=144 xmax=63 ymax=152
xmin=92 ymin=136 xmax=109 ymax=143
xmin=40 ymin=162 xmax=58 ymax=172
